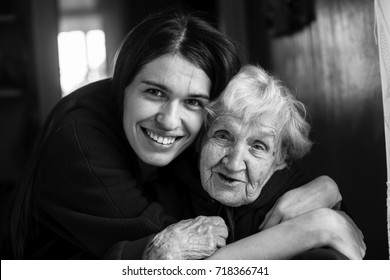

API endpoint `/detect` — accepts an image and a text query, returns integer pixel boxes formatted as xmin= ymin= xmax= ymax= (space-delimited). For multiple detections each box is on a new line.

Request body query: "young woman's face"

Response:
xmin=199 ymin=114 xmax=285 ymax=207
xmin=123 ymin=54 xmax=211 ymax=166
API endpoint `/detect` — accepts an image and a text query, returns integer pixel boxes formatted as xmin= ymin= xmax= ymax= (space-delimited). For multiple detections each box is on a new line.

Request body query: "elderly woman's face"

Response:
xmin=200 ymin=114 xmax=285 ymax=207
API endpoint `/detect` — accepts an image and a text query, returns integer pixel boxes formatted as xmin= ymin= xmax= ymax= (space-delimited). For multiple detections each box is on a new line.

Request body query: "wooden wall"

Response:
xmin=268 ymin=0 xmax=387 ymax=259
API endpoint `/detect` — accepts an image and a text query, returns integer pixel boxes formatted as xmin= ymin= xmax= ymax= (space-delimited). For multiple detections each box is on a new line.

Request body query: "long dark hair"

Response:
xmin=112 ymin=9 xmax=244 ymax=118
xmin=0 ymin=8 xmax=244 ymax=259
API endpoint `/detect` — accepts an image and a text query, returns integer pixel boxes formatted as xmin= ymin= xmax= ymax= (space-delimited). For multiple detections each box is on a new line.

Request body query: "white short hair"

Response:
xmin=205 ymin=65 xmax=312 ymax=163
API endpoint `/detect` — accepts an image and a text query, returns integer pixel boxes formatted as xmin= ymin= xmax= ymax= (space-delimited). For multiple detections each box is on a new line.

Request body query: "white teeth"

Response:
xmin=145 ymin=129 xmax=176 ymax=145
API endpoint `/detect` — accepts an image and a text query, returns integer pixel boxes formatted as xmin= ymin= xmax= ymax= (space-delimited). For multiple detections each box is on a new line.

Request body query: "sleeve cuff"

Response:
xmin=104 ymin=235 xmax=155 ymax=260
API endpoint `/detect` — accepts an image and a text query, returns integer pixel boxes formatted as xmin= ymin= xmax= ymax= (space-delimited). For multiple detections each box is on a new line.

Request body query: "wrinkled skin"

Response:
xmin=200 ymin=114 xmax=285 ymax=207
xmin=144 ymin=216 xmax=228 ymax=259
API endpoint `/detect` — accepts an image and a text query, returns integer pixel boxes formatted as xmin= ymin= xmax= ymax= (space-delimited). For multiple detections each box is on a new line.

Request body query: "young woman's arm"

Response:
xmin=259 ymin=176 xmax=342 ymax=230
xmin=208 ymin=208 xmax=365 ymax=260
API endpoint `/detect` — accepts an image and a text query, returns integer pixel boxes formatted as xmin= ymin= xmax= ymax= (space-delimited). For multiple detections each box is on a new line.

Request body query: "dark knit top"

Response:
xmin=23 ymin=79 xmax=186 ymax=259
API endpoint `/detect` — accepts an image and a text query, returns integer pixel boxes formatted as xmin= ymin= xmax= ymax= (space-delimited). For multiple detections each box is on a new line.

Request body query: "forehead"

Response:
xmin=135 ymin=54 xmax=211 ymax=94
xmin=211 ymin=114 xmax=278 ymax=138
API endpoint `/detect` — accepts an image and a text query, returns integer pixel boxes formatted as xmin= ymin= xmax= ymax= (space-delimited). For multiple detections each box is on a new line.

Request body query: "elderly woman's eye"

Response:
xmin=213 ymin=130 xmax=230 ymax=140
xmin=252 ymin=142 xmax=267 ymax=152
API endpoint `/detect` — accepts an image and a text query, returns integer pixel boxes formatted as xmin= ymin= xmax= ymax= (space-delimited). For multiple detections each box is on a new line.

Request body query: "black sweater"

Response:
xmin=24 ymin=79 xmax=186 ymax=259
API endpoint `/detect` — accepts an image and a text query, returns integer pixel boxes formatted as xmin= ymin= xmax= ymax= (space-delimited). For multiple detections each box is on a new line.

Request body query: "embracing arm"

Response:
xmin=37 ymin=107 xmax=177 ymax=259
xmin=259 ymin=176 xmax=342 ymax=231
xmin=37 ymin=106 xmax=227 ymax=260
xmin=208 ymin=208 xmax=365 ymax=260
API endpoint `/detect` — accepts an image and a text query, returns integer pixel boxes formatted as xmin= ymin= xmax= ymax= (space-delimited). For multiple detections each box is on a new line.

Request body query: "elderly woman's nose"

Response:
xmin=156 ymin=103 xmax=180 ymax=130
xmin=222 ymin=145 xmax=246 ymax=172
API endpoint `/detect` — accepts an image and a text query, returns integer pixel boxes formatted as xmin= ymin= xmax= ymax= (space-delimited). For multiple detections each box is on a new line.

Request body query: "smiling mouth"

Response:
xmin=217 ymin=173 xmax=242 ymax=184
xmin=218 ymin=173 xmax=234 ymax=182
xmin=215 ymin=173 xmax=246 ymax=188
xmin=142 ymin=128 xmax=182 ymax=146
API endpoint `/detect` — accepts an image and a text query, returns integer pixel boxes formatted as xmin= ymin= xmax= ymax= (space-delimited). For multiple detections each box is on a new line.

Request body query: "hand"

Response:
xmin=287 ymin=208 xmax=366 ymax=260
xmin=205 ymin=208 xmax=364 ymax=260
xmin=143 ymin=216 xmax=228 ymax=260
xmin=259 ymin=176 xmax=342 ymax=231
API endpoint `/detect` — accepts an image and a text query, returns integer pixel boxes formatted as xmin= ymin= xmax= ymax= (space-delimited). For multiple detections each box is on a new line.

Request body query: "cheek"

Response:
xmin=200 ymin=142 xmax=225 ymax=169
xmin=248 ymin=158 xmax=276 ymax=183
xmin=199 ymin=143 xmax=224 ymax=190
xmin=246 ymin=161 xmax=280 ymax=202
xmin=123 ymin=93 xmax=139 ymax=123
xmin=184 ymin=112 xmax=204 ymax=137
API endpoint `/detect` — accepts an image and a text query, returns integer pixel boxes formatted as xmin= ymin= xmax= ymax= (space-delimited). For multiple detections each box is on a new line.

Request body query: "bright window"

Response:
xmin=57 ymin=29 xmax=107 ymax=96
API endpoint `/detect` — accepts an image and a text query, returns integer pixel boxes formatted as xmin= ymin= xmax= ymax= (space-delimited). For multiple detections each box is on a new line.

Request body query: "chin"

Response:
xmin=141 ymin=154 xmax=175 ymax=167
xmin=212 ymin=194 xmax=244 ymax=208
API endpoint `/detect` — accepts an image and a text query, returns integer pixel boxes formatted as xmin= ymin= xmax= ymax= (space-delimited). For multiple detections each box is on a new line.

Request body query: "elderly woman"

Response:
xmin=196 ymin=65 xmax=365 ymax=259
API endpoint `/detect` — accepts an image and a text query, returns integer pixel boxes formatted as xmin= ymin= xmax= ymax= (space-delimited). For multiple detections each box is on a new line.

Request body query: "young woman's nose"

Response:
xmin=156 ymin=102 xmax=180 ymax=130
xmin=222 ymin=144 xmax=246 ymax=172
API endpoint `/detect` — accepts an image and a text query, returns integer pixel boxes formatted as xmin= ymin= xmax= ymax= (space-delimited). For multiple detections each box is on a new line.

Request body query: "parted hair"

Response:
xmin=205 ymin=65 xmax=312 ymax=163
xmin=112 ymin=8 xmax=244 ymax=119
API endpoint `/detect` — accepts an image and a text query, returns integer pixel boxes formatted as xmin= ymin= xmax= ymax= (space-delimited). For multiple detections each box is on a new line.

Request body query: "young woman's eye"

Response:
xmin=145 ymin=89 xmax=164 ymax=98
xmin=185 ymin=99 xmax=203 ymax=108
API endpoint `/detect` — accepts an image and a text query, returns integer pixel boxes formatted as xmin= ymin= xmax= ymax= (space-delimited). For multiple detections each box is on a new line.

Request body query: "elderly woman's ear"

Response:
xmin=274 ymin=161 xmax=287 ymax=173
xmin=273 ymin=144 xmax=288 ymax=171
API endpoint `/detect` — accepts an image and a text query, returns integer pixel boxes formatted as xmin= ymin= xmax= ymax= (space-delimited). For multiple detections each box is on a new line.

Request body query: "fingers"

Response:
xmin=340 ymin=239 xmax=366 ymax=260
xmin=187 ymin=216 xmax=228 ymax=258
xmin=325 ymin=210 xmax=366 ymax=260
xmin=215 ymin=236 xmax=227 ymax=248
xmin=199 ymin=216 xmax=228 ymax=249
xmin=194 ymin=216 xmax=228 ymax=232
xmin=185 ymin=216 xmax=229 ymax=246
xmin=360 ymin=242 xmax=367 ymax=258
xmin=335 ymin=211 xmax=365 ymax=250
xmin=207 ymin=216 xmax=227 ymax=227
xmin=147 ymin=216 xmax=229 ymax=260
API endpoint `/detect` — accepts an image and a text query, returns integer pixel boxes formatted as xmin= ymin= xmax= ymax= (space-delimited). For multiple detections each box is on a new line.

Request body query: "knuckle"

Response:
xmin=195 ymin=215 xmax=205 ymax=222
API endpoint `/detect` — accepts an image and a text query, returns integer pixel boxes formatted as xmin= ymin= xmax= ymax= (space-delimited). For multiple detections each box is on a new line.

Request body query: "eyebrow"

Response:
xmin=141 ymin=80 xmax=210 ymax=100
xmin=213 ymin=117 xmax=277 ymax=142
xmin=256 ymin=127 xmax=276 ymax=137
xmin=251 ymin=127 xmax=277 ymax=142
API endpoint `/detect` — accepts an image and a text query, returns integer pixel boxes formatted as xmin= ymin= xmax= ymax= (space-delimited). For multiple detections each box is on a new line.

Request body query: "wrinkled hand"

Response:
xmin=143 ymin=216 xmax=228 ymax=260
xmin=259 ymin=176 xmax=342 ymax=231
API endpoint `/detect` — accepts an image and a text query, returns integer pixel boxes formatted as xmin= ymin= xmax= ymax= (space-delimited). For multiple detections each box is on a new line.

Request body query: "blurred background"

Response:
xmin=0 ymin=0 xmax=387 ymax=259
